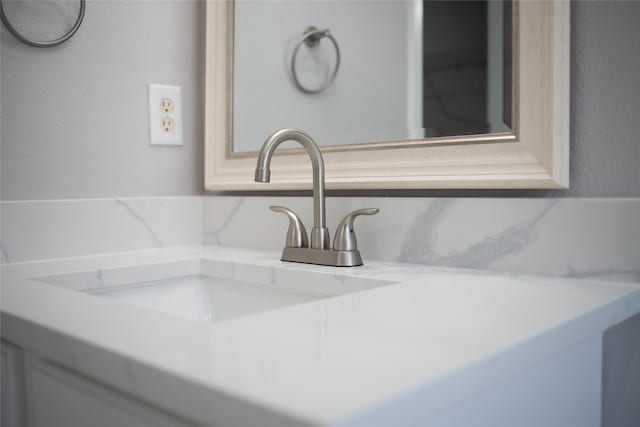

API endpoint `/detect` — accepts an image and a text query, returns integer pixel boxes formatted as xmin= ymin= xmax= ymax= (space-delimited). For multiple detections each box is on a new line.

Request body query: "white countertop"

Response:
xmin=2 ymin=245 xmax=640 ymax=427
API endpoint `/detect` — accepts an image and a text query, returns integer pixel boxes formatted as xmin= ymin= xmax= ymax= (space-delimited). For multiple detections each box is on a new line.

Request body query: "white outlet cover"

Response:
xmin=148 ymin=83 xmax=183 ymax=146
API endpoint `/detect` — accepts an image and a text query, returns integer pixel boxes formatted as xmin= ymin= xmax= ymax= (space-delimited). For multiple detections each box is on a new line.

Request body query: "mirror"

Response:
xmin=232 ymin=0 xmax=512 ymax=153
xmin=205 ymin=0 xmax=569 ymax=190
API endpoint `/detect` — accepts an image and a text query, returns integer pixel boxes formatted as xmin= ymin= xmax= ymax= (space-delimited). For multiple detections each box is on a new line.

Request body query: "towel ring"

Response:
xmin=290 ymin=26 xmax=340 ymax=94
xmin=0 ymin=0 xmax=85 ymax=48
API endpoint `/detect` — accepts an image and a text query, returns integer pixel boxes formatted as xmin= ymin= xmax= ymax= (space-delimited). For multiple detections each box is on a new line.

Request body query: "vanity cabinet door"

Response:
xmin=1 ymin=341 xmax=27 ymax=427
xmin=26 ymin=357 xmax=196 ymax=427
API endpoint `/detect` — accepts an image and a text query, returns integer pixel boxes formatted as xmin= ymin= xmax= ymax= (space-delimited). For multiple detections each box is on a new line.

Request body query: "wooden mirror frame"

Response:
xmin=205 ymin=0 xmax=569 ymax=190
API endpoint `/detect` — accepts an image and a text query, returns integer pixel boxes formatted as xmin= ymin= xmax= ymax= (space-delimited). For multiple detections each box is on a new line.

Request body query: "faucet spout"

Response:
xmin=255 ymin=128 xmax=329 ymax=249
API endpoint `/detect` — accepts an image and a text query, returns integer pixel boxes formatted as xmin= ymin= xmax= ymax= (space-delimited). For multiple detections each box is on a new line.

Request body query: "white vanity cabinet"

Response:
xmin=3 ymin=247 xmax=640 ymax=427
xmin=2 ymin=341 xmax=197 ymax=427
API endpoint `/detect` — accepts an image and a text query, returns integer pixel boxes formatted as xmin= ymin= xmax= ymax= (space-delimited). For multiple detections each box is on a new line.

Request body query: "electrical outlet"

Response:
xmin=161 ymin=117 xmax=175 ymax=132
xmin=148 ymin=83 xmax=183 ymax=146
xmin=160 ymin=98 xmax=174 ymax=113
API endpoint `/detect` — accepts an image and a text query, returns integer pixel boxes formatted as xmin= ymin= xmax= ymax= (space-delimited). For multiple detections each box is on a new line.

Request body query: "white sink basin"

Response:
xmin=88 ymin=275 xmax=322 ymax=322
xmin=35 ymin=259 xmax=393 ymax=322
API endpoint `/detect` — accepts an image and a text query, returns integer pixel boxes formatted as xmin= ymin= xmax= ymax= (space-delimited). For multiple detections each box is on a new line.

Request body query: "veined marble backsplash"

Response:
xmin=2 ymin=196 xmax=638 ymax=283
xmin=204 ymin=197 xmax=640 ymax=283
xmin=0 ymin=197 xmax=202 ymax=263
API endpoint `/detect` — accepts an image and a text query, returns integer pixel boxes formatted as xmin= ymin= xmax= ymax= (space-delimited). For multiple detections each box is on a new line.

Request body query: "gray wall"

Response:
xmin=1 ymin=0 xmax=204 ymax=201
xmin=2 ymin=1 xmax=639 ymax=200
xmin=567 ymin=0 xmax=640 ymax=197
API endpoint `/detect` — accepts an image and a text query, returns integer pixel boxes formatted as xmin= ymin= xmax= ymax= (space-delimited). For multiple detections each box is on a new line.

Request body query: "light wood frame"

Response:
xmin=205 ymin=0 xmax=569 ymax=190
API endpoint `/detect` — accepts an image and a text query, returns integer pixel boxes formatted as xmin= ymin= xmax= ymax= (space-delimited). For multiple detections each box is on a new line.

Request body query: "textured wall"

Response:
xmin=1 ymin=1 xmax=639 ymax=200
xmin=566 ymin=0 xmax=640 ymax=197
xmin=1 ymin=0 xmax=204 ymax=200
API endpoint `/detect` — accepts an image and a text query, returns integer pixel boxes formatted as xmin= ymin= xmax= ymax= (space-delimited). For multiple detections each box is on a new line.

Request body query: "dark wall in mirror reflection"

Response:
xmin=422 ymin=0 xmax=512 ymax=138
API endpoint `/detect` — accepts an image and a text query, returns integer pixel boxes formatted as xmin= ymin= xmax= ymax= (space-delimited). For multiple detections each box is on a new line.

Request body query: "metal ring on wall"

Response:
xmin=290 ymin=26 xmax=340 ymax=94
xmin=0 ymin=0 xmax=85 ymax=48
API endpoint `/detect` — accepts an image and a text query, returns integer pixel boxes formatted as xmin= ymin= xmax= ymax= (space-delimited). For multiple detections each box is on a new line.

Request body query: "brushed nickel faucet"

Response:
xmin=255 ymin=128 xmax=378 ymax=267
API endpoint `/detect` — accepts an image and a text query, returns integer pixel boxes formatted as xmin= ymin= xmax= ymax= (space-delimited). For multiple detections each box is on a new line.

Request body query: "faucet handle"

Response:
xmin=332 ymin=208 xmax=379 ymax=251
xmin=270 ymin=206 xmax=309 ymax=248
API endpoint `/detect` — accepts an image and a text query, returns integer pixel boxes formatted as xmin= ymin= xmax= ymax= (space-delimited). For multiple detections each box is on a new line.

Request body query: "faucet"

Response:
xmin=255 ymin=128 xmax=330 ymax=250
xmin=255 ymin=128 xmax=378 ymax=267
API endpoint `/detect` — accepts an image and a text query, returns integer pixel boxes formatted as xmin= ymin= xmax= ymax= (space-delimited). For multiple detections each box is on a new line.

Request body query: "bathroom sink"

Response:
xmin=34 ymin=259 xmax=392 ymax=322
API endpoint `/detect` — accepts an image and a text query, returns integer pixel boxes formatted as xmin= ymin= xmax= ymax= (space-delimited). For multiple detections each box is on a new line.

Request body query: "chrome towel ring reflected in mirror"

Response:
xmin=0 ymin=0 xmax=85 ymax=48
xmin=290 ymin=26 xmax=340 ymax=94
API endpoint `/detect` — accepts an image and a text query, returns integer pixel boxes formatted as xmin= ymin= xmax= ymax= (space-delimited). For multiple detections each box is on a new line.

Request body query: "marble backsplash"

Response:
xmin=204 ymin=197 xmax=640 ymax=283
xmin=0 ymin=197 xmax=202 ymax=263
xmin=2 ymin=196 xmax=638 ymax=283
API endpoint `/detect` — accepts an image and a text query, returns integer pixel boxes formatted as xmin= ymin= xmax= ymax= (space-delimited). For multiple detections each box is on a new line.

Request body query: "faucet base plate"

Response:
xmin=281 ymin=247 xmax=363 ymax=267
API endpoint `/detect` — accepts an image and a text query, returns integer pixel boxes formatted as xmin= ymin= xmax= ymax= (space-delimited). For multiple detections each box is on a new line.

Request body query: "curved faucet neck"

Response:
xmin=255 ymin=128 xmax=328 ymax=249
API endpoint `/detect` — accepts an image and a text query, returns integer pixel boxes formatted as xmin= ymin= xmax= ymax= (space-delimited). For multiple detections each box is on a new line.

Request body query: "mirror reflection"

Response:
xmin=232 ymin=0 xmax=512 ymax=153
